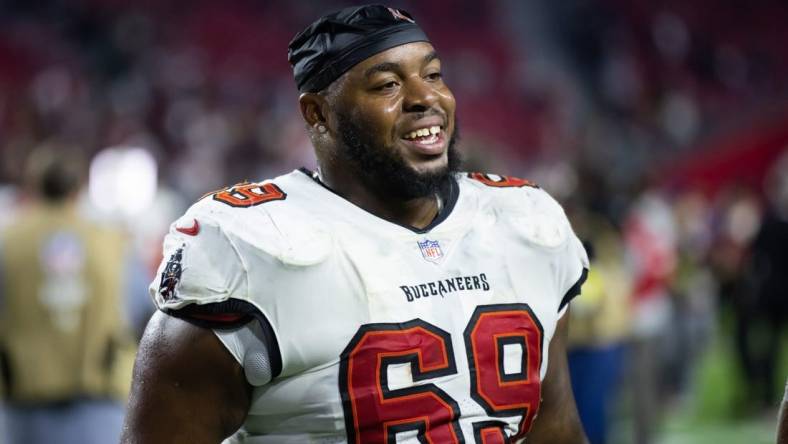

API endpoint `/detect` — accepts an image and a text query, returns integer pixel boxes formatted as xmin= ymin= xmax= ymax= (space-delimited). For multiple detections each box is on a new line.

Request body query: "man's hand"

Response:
xmin=121 ymin=311 xmax=252 ymax=444
xmin=526 ymin=308 xmax=589 ymax=444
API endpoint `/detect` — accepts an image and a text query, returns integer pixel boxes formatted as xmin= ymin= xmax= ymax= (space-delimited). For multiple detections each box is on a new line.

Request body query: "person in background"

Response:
xmin=0 ymin=145 xmax=138 ymax=444
xmin=566 ymin=207 xmax=632 ymax=444
xmin=623 ymin=185 xmax=678 ymax=444
xmin=747 ymin=155 xmax=788 ymax=410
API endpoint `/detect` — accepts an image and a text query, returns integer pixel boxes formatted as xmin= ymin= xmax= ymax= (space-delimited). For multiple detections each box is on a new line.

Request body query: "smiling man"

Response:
xmin=122 ymin=5 xmax=589 ymax=444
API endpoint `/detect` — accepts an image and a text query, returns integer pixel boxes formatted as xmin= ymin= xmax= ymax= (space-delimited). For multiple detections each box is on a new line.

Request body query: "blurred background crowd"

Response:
xmin=0 ymin=0 xmax=786 ymax=443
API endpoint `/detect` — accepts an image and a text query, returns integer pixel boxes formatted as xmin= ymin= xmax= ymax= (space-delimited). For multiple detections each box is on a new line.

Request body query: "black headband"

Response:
xmin=288 ymin=4 xmax=430 ymax=93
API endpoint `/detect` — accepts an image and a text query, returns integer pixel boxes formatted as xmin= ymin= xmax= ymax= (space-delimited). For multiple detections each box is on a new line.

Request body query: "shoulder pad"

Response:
xmin=463 ymin=172 xmax=570 ymax=249
xmin=512 ymin=186 xmax=571 ymax=249
xmin=192 ymin=179 xmax=333 ymax=266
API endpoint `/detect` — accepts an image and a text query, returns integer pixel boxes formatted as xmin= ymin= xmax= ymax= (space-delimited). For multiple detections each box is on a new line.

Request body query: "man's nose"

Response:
xmin=402 ymin=78 xmax=438 ymax=112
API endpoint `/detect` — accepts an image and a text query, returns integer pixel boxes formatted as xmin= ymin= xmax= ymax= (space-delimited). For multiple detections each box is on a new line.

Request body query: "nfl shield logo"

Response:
xmin=418 ymin=239 xmax=443 ymax=263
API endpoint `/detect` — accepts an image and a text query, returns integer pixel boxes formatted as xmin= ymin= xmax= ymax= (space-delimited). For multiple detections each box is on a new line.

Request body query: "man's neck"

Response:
xmin=317 ymin=167 xmax=442 ymax=230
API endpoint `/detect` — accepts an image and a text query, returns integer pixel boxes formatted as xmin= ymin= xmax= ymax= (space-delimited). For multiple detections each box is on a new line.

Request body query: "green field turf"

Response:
xmin=656 ymin=319 xmax=785 ymax=444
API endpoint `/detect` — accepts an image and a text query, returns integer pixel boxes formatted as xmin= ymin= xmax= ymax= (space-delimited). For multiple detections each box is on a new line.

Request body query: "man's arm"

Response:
xmin=526 ymin=309 xmax=588 ymax=444
xmin=778 ymin=379 xmax=788 ymax=444
xmin=121 ymin=310 xmax=253 ymax=444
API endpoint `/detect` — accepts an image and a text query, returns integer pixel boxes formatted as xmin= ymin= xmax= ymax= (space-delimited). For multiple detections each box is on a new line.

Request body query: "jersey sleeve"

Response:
xmin=557 ymin=232 xmax=589 ymax=316
xmin=149 ymin=203 xmax=284 ymax=379
xmin=519 ymin=186 xmax=590 ymax=316
xmin=150 ymin=214 xmax=247 ymax=312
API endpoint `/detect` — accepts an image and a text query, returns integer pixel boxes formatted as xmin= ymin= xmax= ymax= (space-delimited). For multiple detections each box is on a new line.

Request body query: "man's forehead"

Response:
xmin=351 ymin=42 xmax=439 ymax=77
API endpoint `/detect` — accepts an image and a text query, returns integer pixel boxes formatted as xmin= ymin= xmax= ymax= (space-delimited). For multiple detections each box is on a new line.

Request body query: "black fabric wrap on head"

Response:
xmin=287 ymin=4 xmax=430 ymax=92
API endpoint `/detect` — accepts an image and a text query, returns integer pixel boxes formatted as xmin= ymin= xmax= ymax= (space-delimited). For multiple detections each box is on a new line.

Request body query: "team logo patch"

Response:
xmin=159 ymin=245 xmax=184 ymax=301
xmin=418 ymin=239 xmax=443 ymax=263
xmin=387 ymin=7 xmax=415 ymax=23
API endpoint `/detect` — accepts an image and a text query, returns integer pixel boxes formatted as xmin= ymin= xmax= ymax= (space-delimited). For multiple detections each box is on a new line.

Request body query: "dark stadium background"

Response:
xmin=1 ymin=1 xmax=786 ymax=443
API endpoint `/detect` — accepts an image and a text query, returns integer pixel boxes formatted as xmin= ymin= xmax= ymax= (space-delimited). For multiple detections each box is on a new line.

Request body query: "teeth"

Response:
xmin=404 ymin=126 xmax=442 ymax=139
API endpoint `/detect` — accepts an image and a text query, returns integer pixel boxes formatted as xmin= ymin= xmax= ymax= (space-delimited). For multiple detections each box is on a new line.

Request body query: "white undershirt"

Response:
xmin=214 ymin=321 xmax=273 ymax=386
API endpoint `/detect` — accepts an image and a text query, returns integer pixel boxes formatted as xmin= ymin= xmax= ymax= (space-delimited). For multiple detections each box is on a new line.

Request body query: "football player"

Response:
xmin=122 ymin=5 xmax=590 ymax=443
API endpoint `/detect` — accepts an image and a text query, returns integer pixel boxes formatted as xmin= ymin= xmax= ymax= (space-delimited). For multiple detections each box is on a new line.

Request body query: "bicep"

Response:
xmin=121 ymin=310 xmax=252 ymax=444
xmin=526 ymin=309 xmax=588 ymax=444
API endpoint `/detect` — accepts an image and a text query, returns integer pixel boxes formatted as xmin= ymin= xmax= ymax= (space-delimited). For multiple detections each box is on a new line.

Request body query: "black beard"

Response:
xmin=334 ymin=112 xmax=462 ymax=200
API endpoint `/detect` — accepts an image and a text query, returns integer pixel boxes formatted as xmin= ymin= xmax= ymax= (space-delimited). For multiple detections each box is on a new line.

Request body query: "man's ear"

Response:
xmin=299 ymin=92 xmax=328 ymax=128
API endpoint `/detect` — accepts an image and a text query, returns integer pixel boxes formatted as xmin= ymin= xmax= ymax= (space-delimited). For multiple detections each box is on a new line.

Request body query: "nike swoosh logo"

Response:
xmin=176 ymin=219 xmax=200 ymax=236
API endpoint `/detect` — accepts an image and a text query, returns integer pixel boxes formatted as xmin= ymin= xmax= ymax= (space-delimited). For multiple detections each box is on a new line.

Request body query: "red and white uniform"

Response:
xmin=150 ymin=169 xmax=588 ymax=444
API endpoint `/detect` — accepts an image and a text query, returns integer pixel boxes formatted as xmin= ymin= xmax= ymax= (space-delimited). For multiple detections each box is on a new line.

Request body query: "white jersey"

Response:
xmin=150 ymin=169 xmax=588 ymax=444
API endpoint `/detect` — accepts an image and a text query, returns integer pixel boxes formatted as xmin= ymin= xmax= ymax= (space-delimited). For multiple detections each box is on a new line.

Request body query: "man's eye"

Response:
xmin=426 ymin=72 xmax=442 ymax=81
xmin=375 ymin=81 xmax=398 ymax=91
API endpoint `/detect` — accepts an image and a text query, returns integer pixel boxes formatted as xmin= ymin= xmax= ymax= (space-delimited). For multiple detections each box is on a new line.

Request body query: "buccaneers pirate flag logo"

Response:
xmin=159 ymin=245 xmax=184 ymax=302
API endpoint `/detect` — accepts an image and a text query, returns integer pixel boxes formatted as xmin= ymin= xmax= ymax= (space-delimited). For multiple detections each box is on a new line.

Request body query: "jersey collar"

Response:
xmin=297 ymin=167 xmax=460 ymax=234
